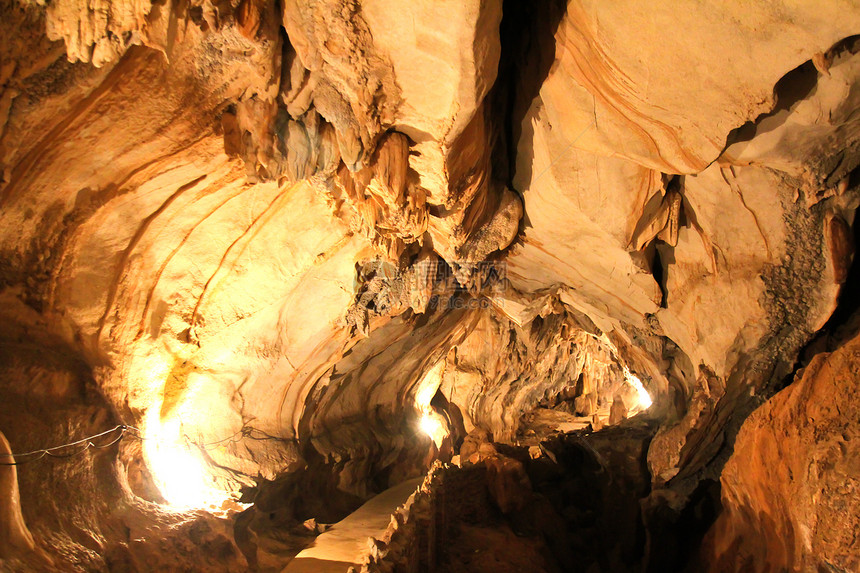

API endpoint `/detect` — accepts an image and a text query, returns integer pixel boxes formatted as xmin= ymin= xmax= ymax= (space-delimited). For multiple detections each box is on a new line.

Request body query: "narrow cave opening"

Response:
xmin=650 ymin=242 xmax=669 ymax=309
xmin=490 ymin=0 xmax=568 ymax=190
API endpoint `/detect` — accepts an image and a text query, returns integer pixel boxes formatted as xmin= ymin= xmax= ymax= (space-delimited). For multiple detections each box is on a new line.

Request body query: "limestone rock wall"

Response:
xmin=0 ymin=0 xmax=858 ymax=570
xmin=701 ymin=327 xmax=860 ymax=572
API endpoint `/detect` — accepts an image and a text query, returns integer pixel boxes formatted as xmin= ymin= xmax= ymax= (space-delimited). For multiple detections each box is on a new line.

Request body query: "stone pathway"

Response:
xmin=283 ymin=477 xmax=422 ymax=573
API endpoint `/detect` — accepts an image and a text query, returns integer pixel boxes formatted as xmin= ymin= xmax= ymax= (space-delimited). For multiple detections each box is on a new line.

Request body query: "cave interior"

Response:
xmin=1 ymin=1 xmax=859 ymax=572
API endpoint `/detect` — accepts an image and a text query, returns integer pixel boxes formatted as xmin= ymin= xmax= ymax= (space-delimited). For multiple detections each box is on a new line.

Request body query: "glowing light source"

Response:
xmin=419 ymin=413 xmax=438 ymax=438
xmin=419 ymin=412 xmax=448 ymax=448
xmin=624 ymin=368 xmax=653 ymax=410
xmin=412 ymin=359 xmax=450 ymax=447
xmin=414 ymin=360 xmax=445 ymax=409
xmin=143 ymin=417 xmax=231 ymax=511
xmin=583 ymin=332 xmax=653 ymax=413
xmin=150 ymin=445 xmax=215 ymax=509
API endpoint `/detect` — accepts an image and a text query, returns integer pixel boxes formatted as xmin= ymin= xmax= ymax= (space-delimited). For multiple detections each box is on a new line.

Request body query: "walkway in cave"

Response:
xmin=284 ymin=478 xmax=422 ymax=572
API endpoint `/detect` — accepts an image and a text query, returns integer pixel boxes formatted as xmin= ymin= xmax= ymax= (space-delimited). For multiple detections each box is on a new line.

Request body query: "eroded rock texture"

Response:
xmin=0 ymin=0 xmax=858 ymax=570
xmin=702 ymin=327 xmax=860 ymax=573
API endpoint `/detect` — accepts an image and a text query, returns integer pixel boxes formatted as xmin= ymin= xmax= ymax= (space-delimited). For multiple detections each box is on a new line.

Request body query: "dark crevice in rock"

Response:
xmin=723 ymin=60 xmax=818 ymax=150
xmin=824 ymin=211 xmax=860 ymax=335
xmin=490 ymin=0 xmax=566 ymax=190
xmin=430 ymin=420 xmax=659 ymax=572
xmin=528 ymin=418 xmax=657 ymax=572
xmin=650 ymin=242 xmax=669 ymax=309
xmin=644 ymin=479 xmax=722 ymax=573
xmin=490 ymin=0 xmax=567 ymax=240
xmin=724 ymin=34 xmax=860 ymax=155
xmin=819 ymin=192 xmax=860 ymax=337
xmin=771 ymin=61 xmax=819 ymax=114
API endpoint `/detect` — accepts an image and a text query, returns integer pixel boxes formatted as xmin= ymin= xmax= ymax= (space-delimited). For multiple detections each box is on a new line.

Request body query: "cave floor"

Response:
xmin=516 ymin=407 xmax=607 ymax=446
xmin=439 ymin=522 xmax=559 ymax=573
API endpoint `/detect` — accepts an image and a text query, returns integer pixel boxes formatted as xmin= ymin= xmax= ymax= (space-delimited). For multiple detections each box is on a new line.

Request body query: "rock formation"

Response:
xmin=702 ymin=323 xmax=860 ymax=573
xmin=0 ymin=0 xmax=858 ymax=570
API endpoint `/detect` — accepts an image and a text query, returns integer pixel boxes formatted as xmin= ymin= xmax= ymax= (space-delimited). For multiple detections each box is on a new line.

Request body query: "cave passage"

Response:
xmin=0 ymin=1 xmax=859 ymax=572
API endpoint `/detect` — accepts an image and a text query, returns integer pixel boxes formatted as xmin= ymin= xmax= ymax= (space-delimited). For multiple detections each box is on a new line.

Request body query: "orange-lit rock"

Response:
xmin=703 ymin=329 xmax=860 ymax=573
xmin=0 ymin=0 xmax=858 ymax=570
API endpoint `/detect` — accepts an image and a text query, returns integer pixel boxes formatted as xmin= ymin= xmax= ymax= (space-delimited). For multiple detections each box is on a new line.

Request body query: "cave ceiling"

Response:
xmin=0 ymin=0 xmax=859 ymax=571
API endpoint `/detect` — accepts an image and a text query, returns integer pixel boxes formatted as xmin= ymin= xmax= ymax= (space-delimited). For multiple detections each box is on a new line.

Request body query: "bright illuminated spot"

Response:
xmin=150 ymin=445 xmax=214 ymax=509
xmin=420 ymin=413 xmax=440 ymax=437
xmin=587 ymin=332 xmax=653 ymax=413
xmin=624 ymin=368 xmax=653 ymax=410
xmin=143 ymin=417 xmax=231 ymax=511
xmin=414 ymin=360 xmax=445 ymax=409
xmin=412 ymin=359 xmax=450 ymax=447
xmin=419 ymin=412 xmax=448 ymax=447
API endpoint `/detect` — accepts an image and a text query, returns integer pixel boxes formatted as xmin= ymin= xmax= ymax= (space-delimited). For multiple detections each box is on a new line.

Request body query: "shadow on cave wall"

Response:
xmin=794 ymin=168 xmax=860 ymax=370
xmin=489 ymin=0 xmax=567 ymax=234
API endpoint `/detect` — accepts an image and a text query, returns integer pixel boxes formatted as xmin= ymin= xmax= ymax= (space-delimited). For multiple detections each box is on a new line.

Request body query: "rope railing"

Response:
xmin=0 ymin=424 xmax=279 ymax=466
xmin=0 ymin=425 xmax=130 ymax=466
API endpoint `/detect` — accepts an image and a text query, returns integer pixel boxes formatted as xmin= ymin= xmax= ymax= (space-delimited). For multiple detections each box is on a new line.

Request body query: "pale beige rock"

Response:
xmin=723 ymin=40 xmax=860 ymax=195
xmin=361 ymin=0 xmax=501 ymax=147
xmin=541 ymin=0 xmax=860 ymax=173
xmin=436 ymin=302 xmax=639 ymax=442
xmin=0 ymin=0 xmax=858 ymax=570
xmin=508 ymin=2 xmax=860 ymax=495
xmin=284 ymin=478 xmax=421 ymax=572
xmin=512 ymin=13 xmax=859 ymax=372
xmin=37 ymin=0 xmax=153 ymax=66
xmin=507 ymin=99 xmax=664 ymax=328
xmin=282 ymin=0 xmax=399 ymax=169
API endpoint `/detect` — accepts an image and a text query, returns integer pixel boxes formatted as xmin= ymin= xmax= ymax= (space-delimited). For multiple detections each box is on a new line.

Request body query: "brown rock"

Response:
xmin=702 ymin=331 xmax=860 ymax=572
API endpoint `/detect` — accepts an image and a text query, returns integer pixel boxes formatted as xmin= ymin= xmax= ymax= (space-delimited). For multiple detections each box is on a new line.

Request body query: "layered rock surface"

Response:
xmin=0 ymin=0 xmax=858 ymax=571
